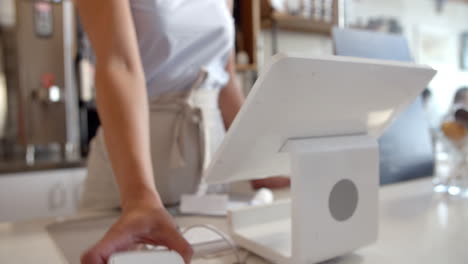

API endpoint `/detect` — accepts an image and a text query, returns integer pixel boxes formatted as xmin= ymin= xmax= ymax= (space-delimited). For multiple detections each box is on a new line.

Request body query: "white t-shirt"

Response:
xmin=130 ymin=0 xmax=235 ymax=98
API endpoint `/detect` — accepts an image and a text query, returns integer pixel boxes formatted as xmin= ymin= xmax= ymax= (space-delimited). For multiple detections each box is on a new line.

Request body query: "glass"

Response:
xmin=434 ymin=108 xmax=468 ymax=197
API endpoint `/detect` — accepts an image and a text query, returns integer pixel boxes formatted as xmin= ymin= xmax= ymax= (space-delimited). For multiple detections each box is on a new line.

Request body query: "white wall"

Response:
xmin=259 ymin=0 xmax=468 ymax=126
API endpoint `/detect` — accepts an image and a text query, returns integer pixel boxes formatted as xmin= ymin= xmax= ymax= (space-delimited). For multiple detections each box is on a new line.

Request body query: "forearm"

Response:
xmin=95 ymin=67 xmax=161 ymax=209
xmin=219 ymin=82 xmax=244 ymax=129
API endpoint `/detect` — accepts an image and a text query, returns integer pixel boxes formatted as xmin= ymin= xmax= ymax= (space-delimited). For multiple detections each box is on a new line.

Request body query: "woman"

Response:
xmin=76 ymin=1 xmax=290 ymax=263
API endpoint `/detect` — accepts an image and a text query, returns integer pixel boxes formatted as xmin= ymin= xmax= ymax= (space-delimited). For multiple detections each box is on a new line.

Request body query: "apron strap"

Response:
xmin=150 ymin=70 xmax=211 ymax=171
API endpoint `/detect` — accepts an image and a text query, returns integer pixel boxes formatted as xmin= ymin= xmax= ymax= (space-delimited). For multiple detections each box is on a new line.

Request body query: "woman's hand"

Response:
xmin=81 ymin=202 xmax=193 ymax=264
xmin=251 ymin=176 xmax=291 ymax=190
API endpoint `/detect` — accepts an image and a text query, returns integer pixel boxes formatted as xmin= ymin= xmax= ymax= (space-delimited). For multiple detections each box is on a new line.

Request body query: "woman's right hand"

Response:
xmin=81 ymin=202 xmax=193 ymax=264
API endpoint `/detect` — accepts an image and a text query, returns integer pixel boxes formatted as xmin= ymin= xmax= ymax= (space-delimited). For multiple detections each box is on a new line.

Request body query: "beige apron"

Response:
xmin=80 ymin=72 xmax=226 ymax=210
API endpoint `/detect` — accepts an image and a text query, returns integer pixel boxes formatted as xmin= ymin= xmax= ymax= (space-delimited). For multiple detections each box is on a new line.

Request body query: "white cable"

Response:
xmin=181 ymin=224 xmax=243 ymax=264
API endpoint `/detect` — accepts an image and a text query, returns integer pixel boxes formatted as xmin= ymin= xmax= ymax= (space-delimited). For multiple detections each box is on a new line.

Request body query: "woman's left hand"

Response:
xmin=251 ymin=176 xmax=291 ymax=190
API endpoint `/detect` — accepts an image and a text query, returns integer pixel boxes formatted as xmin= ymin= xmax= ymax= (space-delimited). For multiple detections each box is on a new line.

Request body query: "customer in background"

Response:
xmin=76 ymin=0 xmax=289 ymax=264
xmin=453 ymin=87 xmax=468 ymax=106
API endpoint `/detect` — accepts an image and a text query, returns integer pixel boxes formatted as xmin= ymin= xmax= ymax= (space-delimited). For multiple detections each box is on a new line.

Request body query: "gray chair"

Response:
xmin=333 ymin=28 xmax=434 ymax=185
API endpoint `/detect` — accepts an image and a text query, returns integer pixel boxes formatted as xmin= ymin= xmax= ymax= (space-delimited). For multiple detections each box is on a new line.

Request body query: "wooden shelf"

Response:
xmin=271 ymin=12 xmax=335 ymax=35
xmin=261 ymin=0 xmax=341 ymax=36
xmin=235 ymin=1 xmax=261 ymax=72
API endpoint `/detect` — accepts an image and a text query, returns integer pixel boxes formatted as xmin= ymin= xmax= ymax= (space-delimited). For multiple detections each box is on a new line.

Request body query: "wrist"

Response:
xmin=121 ymin=187 xmax=164 ymax=212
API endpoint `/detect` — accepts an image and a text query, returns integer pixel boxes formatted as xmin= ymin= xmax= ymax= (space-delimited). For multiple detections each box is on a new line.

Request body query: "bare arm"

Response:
xmin=76 ymin=1 xmax=192 ymax=263
xmin=218 ymin=1 xmax=244 ymax=130
xmin=78 ymin=0 xmax=155 ymax=211
xmin=219 ymin=51 xmax=245 ymax=129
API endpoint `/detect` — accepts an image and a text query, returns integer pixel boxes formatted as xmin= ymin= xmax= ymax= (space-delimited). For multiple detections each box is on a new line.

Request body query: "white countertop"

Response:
xmin=354 ymin=178 xmax=468 ymax=264
xmin=1 ymin=178 xmax=467 ymax=264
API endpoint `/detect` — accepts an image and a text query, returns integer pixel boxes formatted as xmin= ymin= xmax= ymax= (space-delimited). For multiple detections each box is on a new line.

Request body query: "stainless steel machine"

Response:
xmin=0 ymin=0 xmax=81 ymax=167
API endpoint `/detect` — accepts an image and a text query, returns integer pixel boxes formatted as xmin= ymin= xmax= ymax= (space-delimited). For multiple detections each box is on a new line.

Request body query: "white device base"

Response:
xmin=229 ymin=134 xmax=379 ymax=264
xmin=109 ymin=250 xmax=184 ymax=264
xmin=229 ymin=200 xmax=292 ymax=264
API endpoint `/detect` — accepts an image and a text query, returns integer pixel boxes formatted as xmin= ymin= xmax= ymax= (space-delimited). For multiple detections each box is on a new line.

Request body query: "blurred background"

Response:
xmin=0 ymin=0 xmax=467 ymax=221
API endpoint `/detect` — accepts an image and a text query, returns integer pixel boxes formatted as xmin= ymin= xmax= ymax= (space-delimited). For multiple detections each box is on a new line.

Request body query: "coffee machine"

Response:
xmin=0 ymin=0 xmax=81 ymax=166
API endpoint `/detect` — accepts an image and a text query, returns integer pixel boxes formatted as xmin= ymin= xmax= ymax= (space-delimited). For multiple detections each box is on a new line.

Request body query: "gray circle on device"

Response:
xmin=329 ymin=179 xmax=358 ymax=222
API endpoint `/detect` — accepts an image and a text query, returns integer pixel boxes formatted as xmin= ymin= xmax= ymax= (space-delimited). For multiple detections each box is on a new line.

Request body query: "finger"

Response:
xmin=82 ymin=226 xmax=135 ymax=264
xmin=158 ymin=230 xmax=193 ymax=264
xmin=81 ymin=249 xmax=105 ymax=264
xmin=269 ymin=177 xmax=290 ymax=188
